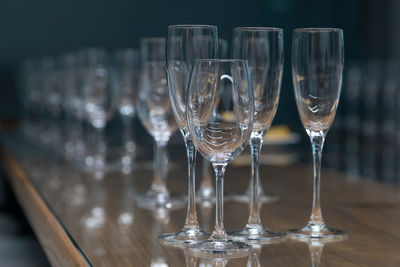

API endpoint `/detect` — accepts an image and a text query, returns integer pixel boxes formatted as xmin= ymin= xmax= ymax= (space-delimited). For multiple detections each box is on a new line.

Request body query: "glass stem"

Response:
xmin=247 ymin=132 xmax=264 ymax=228
xmin=93 ymin=126 xmax=106 ymax=168
xmin=151 ymin=141 xmax=169 ymax=199
xmin=122 ymin=114 xmax=135 ymax=155
xmin=211 ymin=163 xmax=227 ymax=241
xmin=75 ymin=118 xmax=85 ymax=156
xmin=308 ymin=132 xmax=326 ymax=226
xmin=183 ymin=136 xmax=199 ymax=229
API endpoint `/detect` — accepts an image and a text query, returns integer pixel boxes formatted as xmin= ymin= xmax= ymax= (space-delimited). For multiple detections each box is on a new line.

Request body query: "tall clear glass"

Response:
xmin=287 ymin=28 xmax=348 ymax=240
xmin=136 ymin=38 xmax=181 ymax=210
xmin=80 ymin=48 xmax=115 ymax=170
xmin=186 ymin=59 xmax=254 ymax=257
xmin=61 ymin=53 xmax=86 ymax=161
xmin=113 ymin=48 xmax=139 ymax=167
xmin=21 ymin=59 xmax=41 ymax=140
xmin=228 ymin=27 xmax=285 ymax=243
xmin=159 ymin=25 xmax=218 ymax=245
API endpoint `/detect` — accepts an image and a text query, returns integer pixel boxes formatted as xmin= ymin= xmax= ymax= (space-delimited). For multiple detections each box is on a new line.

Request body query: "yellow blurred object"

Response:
xmin=220 ymin=111 xmax=235 ymax=122
xmin=266 ymin=125 xmax=291 ymax=136
xmin=232 ymin=153 xmax=299 ymax=167
xmin=264 ymin=125 xmax=301 ymax=145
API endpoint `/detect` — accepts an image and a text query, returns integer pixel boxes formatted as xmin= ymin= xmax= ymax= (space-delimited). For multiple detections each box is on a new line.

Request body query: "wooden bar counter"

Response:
xmin=1 ymin=136 xmax=400 ymax=266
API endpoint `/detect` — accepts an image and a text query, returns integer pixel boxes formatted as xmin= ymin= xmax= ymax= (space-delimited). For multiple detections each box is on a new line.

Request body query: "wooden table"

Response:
xmin=1 ymin=136 xmax=400 ymax=266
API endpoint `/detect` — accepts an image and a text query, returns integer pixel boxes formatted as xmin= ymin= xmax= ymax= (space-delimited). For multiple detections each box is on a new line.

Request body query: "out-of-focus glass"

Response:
xmin=61 ymin=53 xmax=86 ymax=161
xmin=80 ymin=48 xmax=115 ymax=170
xmin=136 ymin=37 xmax=181 ymax=210
xmin=113 ymin=48 xmax=139 ymax=166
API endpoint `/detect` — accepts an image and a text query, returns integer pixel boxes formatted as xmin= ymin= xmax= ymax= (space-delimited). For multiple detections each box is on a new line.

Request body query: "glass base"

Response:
xmin=225 ymin=192 xmax=278 ymax=204
xmin=159 ymin=227 xmax=209 ymax=247
xmin=286 ymin=223 xmax=349 ymax=241
xmin=228 ymin=226 xmax=286 ymax=244
xmin=136 ymin=192 xmax=185 ymax=211
xmin=187 ymin=239 xmax=251 ymax=258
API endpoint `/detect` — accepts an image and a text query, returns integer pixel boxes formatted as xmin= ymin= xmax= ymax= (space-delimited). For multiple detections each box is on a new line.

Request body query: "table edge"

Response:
xmin=0 ymin=146 xmax=91 ymax=267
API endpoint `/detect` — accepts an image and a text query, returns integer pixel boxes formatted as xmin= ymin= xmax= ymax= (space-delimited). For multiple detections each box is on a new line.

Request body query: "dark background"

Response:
xmin=0 ymin=1 xmax=397 ymax=265
xmin=0 ymin=0 xmax=394 ymax=124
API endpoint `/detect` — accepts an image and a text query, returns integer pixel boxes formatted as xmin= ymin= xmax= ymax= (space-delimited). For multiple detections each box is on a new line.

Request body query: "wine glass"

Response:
xmin=136 ymin=37 xmax=181 ymax=210
xmin=287 ymin=28 xmax=348 ymax=240
xmin=22 ymin=59 xmax=44 ymax=140
xmin=113 ymin=48 xmax=139 ymax=166
xmin=228 ymin=27 xmax=285 ymax=243
xmin=159 ymin=25 xmax=218 ymax=245
xmin=186 ymin=59 xmax=254 ymax=257
xmin=39 ymin=56 xmax=57 ymax=145
xmin=197 ymin=38 xmax=229 ymax=202
xmin=80 ymin=48 xmax=115 ymax=170
xmin=61 ymin=53 xmax=86 ymax=161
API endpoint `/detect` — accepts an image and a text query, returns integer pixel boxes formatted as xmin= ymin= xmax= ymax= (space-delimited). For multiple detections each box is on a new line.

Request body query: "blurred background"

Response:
xmin=0 ymin=0 xmax=391 ymax=122
xmin=0 ymin=0 xmax=398 ymax=266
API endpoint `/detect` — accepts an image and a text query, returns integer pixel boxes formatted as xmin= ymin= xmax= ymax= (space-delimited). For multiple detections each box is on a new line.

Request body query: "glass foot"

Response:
xmin=159 ymin=227 xmax=209 ymax=247
xmin=187 ymin=239 xmax=251 ymax=258
xmin=136 ymin=192 xmax=185 ymax=211
xmin=286 ymin=223 xmax=349 ymax=241
xmin=228 ymin=226 xmax=286 ymax=244
xmin=226 ymin=192 xmax=278 ymax=204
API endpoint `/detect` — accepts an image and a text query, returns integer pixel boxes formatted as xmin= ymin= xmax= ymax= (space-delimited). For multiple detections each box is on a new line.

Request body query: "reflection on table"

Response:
xmin=2 ymin=134 xmax=400 ymax=266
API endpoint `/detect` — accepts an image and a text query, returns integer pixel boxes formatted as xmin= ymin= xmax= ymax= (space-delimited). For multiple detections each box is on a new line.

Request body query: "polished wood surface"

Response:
xmin=2 ymin=138 xmax=400 ymax=266
xmin=0 ymin=147 xmax=89 ymax=267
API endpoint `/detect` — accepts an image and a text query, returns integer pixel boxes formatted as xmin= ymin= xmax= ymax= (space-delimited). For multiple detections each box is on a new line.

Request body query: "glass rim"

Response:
xmin=168 ymin=24 xmax=217 ymax=29
xmin=234 ymin=26 xmax=282 ymax=32
xmin=294 ymin=28 xmax=343 ymax=33
xmin=193 ymin=59 xmax=247 ymax=63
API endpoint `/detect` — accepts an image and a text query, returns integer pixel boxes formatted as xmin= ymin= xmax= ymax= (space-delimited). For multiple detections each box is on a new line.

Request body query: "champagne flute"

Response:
xmin=228 ymin=27 xmax=285 ymax=243
xmin=136 ymin=38 xmax=181 ymax=210
xmin=80 ymin=48 xmax=115 ymax=170
xmin=113 ymin=48 xmax=139 ymax=166
xmin=287 ymin=28 xmax=348 ymax=240
xmin=186 ymin=59 xmax=254 ymax=257
xmin=159 ymin=25 xmax=218 ymax=245
xmin=61 ymin=53 xmax=86 ymax=161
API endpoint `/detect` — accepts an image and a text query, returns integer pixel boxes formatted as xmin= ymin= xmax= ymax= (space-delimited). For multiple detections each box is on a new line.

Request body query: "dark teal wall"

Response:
xmin=0 ymin=0 xmax=366 ymax=120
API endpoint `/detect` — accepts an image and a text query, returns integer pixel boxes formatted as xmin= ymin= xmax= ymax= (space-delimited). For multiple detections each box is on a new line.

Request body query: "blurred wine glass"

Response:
xmin=80 ymin=48 xmax=115 ymax=170
xmin=136 ymin=38 xmax=182 ymax=210
xmin=113 ymin=48 xmax=139 ymax=167
xmin=61 ymin=52 xmax=86 ymax=161
xmin=20 ymin=59 xmax=41 ymax=139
